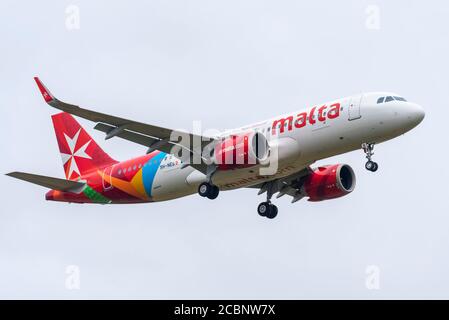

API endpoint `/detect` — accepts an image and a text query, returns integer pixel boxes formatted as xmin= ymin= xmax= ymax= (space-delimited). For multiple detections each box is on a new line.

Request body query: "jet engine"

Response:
xmin=213 ymin=132 xmax=269 ymax=170
xmin=302 ymin=164 xmax=356 ymax=201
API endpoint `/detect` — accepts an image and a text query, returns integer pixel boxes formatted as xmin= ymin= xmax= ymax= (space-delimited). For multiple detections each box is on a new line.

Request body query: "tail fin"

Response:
xmin=52 ymin=112 xmax=117 ymax=180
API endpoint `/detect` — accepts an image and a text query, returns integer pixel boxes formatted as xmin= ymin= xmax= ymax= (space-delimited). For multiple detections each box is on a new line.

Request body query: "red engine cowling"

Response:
xmin=302 ymin=164 xmax=356 ymax=201
xmin=214 ymin=132 xmax=269 ymax=170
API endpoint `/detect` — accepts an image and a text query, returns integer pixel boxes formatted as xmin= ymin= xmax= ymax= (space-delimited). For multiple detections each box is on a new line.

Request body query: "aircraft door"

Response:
xmin=348 ymin=94 xmax=362 ymax=121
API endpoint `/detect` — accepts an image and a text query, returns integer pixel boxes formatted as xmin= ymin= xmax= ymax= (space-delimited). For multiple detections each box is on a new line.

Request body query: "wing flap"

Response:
xmin=6 ymin=172 xmax=85 ymax=192
xmin=94 ymin=123 xmax=173 ymax=153
xmin=248 ymin=166 xmax=313 ymax=203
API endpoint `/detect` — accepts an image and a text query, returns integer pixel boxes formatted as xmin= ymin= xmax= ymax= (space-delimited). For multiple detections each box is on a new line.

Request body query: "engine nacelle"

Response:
xmin=302 ymin=164 xmax=356 ymax=201
xmin=214 ymin=132 xmax=269 ymax=170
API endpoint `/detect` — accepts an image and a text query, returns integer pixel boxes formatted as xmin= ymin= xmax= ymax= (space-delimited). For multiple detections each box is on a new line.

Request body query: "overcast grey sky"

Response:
xmin=1 ymin=0 xmax=448 ymax=299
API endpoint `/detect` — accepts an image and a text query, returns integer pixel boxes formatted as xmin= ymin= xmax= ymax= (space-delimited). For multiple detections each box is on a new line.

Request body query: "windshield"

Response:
xmin=377 ymin=95 xmax=407 ymax=104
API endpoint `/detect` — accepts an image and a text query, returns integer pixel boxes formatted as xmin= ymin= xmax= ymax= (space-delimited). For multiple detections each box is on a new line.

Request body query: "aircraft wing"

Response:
xmin=93 ymin=122 xmax=174 ymax=154
xmin=6 ymin=172 xmax=85 ymax=192
xmin=34 ymin=77 xmax=216 ymax=173
xmin=249 ymin=166 xmax=313 ymax=203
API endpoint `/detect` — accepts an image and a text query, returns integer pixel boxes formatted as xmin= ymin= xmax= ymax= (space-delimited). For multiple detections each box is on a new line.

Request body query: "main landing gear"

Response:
xmin=257 ymin=182 xmax=278 ymax=219
xmin=198 ymin=165 xmax=220 ymax=200
xmin=198 ymin=182 xmax=220 ymax=200
xmin=362 ymin=143 xmax=378 ymax=172
xmin=257 ymin=201 xmax=278 ymax=219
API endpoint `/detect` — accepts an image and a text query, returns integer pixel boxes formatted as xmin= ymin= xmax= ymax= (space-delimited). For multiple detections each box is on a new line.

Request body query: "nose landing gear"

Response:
xmin=365 ymin=160 xmax=378 ymax=172
xmin=362 ymin=143 xmax=378 ymax=172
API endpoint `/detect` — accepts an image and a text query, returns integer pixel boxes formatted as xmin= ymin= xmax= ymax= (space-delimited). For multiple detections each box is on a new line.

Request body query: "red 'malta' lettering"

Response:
xmin=272 ymin=102 xmax=341 ymax=135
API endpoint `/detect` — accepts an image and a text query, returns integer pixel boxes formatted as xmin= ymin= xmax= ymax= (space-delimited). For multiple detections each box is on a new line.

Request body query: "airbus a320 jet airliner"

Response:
xmin=6 ymin=78 xmax=425 ymax=219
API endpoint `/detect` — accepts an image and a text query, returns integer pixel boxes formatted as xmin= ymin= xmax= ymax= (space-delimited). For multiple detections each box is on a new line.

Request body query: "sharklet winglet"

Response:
xmin=34 ymin=77 xmax=56 ymax=103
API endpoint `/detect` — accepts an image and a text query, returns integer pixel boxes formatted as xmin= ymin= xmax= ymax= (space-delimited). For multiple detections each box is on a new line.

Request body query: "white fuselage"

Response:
xmin=149 ymin=92 xmax=425 ymax=201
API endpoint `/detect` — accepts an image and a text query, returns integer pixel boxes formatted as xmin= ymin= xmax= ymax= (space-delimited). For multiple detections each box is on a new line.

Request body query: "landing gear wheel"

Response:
xmin=266 ymin=204 xmax=278 ymax=219
xmin=207 ymin=186 xmax=220 ymax=199
xmin=365 ymin=161 xmax=375 ymax=171
xmin=198 ymin=182 xmax=211 ymax=197
xmin=257 ymin=202 xmax=270 ymax=217
xmin=365 ymin=161 xmax=379 ymax=172
xmin=257 ymin=202 xmax=278 ymax=219
xmin=198 ymin=182 xmax=220 ymax=199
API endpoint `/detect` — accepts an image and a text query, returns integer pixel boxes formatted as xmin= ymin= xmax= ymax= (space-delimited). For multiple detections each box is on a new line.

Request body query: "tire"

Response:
xmin=266 ymin=204 xmax=278 ymax=219
xmin=257 ymin=202 xmax=271 ymax=217
xmin=371 ymin=162 xmax=379 ymax=172
xmin=207 ymin=186 xmax=219 ymax=199
xmin=198 ymin=182 xmax=211 ymax=197
xmin=365 ymin=161 xmax=375 ymax=171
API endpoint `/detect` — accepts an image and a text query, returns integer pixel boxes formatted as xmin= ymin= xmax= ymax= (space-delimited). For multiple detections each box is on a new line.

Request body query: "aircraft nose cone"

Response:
xmin=408 ymin=103 xmax=425 ymax=126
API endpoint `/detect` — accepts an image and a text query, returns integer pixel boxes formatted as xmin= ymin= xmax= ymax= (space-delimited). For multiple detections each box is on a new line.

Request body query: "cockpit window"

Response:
xmin=377 ymin=95 xmax=408 ymax=104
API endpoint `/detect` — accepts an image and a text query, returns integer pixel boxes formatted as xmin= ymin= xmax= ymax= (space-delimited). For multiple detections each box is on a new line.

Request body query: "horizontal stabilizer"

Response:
xmin=6 ymin=172 xmax=85 ymax=192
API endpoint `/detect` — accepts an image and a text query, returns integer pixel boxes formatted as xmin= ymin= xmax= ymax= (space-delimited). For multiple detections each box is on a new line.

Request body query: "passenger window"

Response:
xmin=118 ymin=169 xmax=122 ymax=175
xmin=377 ymin=97 xmax=385 ymax=104
xmin=385 ymin=96 xmax=394 ymax=102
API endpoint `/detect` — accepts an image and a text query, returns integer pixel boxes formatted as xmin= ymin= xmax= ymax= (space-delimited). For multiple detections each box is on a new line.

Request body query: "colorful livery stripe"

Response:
xmin=142 ymin=152 xmax=166 ymax=197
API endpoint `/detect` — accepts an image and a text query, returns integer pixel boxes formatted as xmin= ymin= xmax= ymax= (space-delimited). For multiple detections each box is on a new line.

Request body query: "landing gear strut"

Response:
xmin=198 ymin=182 xmax=219 ymax=199
xmin=257 ymin=182 xmax=278 ymax=219
xmin=362 ymin=143 xmax=378 ymax=172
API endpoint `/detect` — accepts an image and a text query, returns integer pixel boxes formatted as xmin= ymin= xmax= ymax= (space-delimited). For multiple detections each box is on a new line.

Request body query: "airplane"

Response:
xmin=6 ymin=77 xmax=425 ymax=219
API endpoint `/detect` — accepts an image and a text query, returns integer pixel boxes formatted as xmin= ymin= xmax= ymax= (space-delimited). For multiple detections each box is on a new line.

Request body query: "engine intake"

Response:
xmin=302 ymin=164 xmax=356 ymax=201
